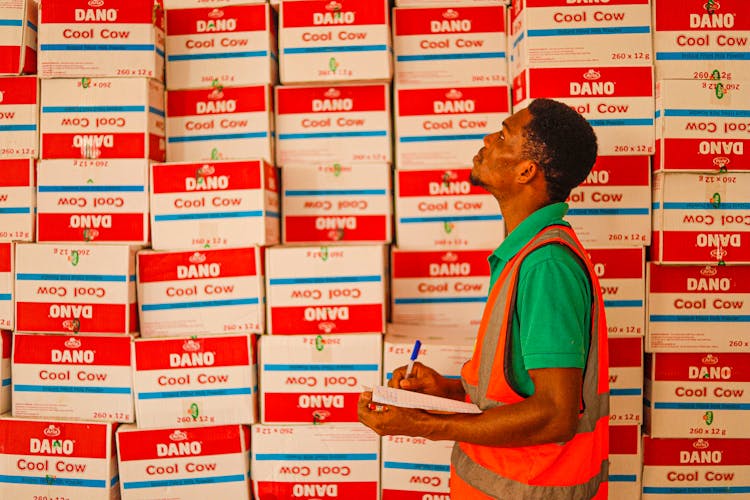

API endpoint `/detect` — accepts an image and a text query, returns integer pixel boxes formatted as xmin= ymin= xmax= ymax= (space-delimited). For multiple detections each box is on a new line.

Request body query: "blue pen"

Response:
xmin=404 ymin=340 xmax=422 ymax=380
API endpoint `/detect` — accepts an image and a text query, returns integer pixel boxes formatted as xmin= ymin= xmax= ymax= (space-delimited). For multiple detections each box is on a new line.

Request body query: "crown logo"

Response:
xmin=710 ymin=248 xmax=727 ymax=260
xmin=170 ymin=430 xmax=188 ymax=441
xmin=324 ymin=88 xmax=341 ymax=98
xmin=208 ymin=87 xmax=224 ymax=100
xmin=325 ymin=1 xmax=342 ymax=11
xmin=88 ymin=0 xmax=104 ymax=6
xmin=197 ymin=165 xmax=214 ymax=176
xmin=443 ymin=9 xmax=459 ymax=19
xmin=446 ymin=89 xmax=463 ymax=99
xmin=693 ymin=438 xmax=710 ymax=449
xmin=318 ymin=322 xmax=336 ymax=333
xmin=183 ymin=339 xmax=201 ymax=352
xmin=713 ymin=157 xmax=730 ymax=168
xmin=583 ymin=69 xmax=601 ymax=80
xmin=442 ymin=252 xmax=458 ymax=262
xmin=64 ymin=337 xmax=81 ymax=349
xmin=700 ymin=266 xmax=718 ymax=277
xmin=189 ymin=252 xmax=206 ymax=264
xmin=208 ymin=8 xmax=224 ymax=18
xmin=44 ymin=425 xmax=61 ymax=437
xmin=702 ymin=354 xmax=719 ymax=365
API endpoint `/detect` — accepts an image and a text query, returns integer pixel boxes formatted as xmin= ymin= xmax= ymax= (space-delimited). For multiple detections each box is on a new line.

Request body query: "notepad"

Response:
xmin=371 ymin=385 xmax=482 ymax=414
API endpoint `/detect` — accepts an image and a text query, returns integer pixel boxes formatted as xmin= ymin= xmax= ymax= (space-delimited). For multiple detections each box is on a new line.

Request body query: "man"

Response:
xmin=358 ymin=98 xmax=609 ymax=499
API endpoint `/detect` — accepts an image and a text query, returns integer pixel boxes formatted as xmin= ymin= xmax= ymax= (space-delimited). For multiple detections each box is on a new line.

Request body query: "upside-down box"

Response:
xmin=0 ymin=158 xmax=35 ymax=243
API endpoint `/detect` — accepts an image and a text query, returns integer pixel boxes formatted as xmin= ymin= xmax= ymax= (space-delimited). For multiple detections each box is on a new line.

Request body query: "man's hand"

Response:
xmin=357 ymin=391 xmax=431 ymax=437
xmin=389 ymin=362 xmax=466 ymax=401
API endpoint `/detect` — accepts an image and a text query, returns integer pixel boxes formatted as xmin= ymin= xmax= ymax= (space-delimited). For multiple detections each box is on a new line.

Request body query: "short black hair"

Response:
xmin=521 ymin=98 xmax=598 ymax=203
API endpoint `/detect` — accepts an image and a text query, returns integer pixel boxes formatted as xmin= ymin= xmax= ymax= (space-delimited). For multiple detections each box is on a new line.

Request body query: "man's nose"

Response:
xmin=483 ymin=132 xmax=498 ymax=147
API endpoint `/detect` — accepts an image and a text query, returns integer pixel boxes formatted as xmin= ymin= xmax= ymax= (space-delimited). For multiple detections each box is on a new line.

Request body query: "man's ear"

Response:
xmin=516 ymin=160 xmax=540 ymax=184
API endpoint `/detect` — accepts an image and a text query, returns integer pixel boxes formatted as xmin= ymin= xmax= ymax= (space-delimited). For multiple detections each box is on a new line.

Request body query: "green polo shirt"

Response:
xmin=488 ymin=202 xmax=591 ymax=397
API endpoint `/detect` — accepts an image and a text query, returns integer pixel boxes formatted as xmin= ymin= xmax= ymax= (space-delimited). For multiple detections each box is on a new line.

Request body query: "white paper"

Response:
xmin=371 ymin=386 xmax=482 ymax=414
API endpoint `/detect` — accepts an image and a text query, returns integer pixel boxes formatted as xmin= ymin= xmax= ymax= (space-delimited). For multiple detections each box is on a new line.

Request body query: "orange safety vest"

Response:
xmin=451 ymin=225 xmax=609 ymax=500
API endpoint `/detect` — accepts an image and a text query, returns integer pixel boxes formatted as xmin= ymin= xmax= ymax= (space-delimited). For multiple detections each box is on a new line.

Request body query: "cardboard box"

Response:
xmin=137 ymin=247 xmax=265 ymax=337
xmin=381 ymin=436 xmax=453 ymax=499
xmin=1 ymin=330 xmax=10 ymax=413
xmin=651 ymin=172 xmax=750 ymax=264
xmin=166 ymin=84 xmax=274 ymax=162
xmin=395 ymin=168 xmax=504 ymax=249
xmin=282 ymin=163 xmax=392 ymax=244
xmin=12 ymin=333 xmax=134 ymax=422
xmin=265 ymin=245 xmax=387 ymax=335
xmin=259 ymin=334 xmax=381 ymax=424
xmin=647 ymin=263 xmax=750 ymax=353
xmin=14 ymin=243 xmax=137 ymax=335
xmin=0 ymin=76 xmax=38 ymax=158
xmin=0 ymin=417 xmax=119 ymax=499
xmin=0 ymin=243 xmax=12 ymax=330
xmin=278 ymin=0 xmax=391 ymax=84
xmin=0 ymin=0 xmax=37 ymax=75
xmin=117 ymin=424 xmax=251 ymax=499
xmin=0 ymin=158 xmax=35 ymax=242
xmin=588 ymin=247 xmax=646 ymax=337
xmin=566 ymin=156 xmax=651 ymax=247
xmin=132 ymin=335 xmax=257 ymax=428
xmin=645 ymin=352 xmax=750 ymax=439
xmin=609 ymin=425 xmax=642 ymax=500
xmin=150 ymin=159 xmax=279 ymax=250
xmin=513 ymin=66 xmax=655 ymax=157
xmin=509 ymin=0 xmax=653 ymax=79
xmin=36 ymin=159 xmax=149 ymax=245
xmin=654 ymin=79 xmax=750 ymax=173
xmin=390 ymin=248 xmax=491 ymax=328
xmin=394 ymin=85 xmax=510 ymax=169
xmin=642 ymin=436 xmax=750 ymax=498
xmin=275 ymin=83 xmax=391 ymax=167
xmin=165 ymin=3 xmax=277 ymax=90
xmin=383 ymin=323 xmax=475 ymax=383
xmin=608 ymin=336 xmax=643 ymax=426
xmin=40 ymin=78 xmax=166 ymax=161
xmin=653 ymin=0 xmax=750 ymax=82
xmin=392 ymin=5 xmax=508 ymax=88
xmin=38 ymin=0 xmax=165 ymax=79
xmin=251 ymin=423 xmax=380 ymax=499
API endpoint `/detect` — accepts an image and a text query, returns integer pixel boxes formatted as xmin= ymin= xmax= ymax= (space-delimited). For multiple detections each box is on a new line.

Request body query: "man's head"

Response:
xmin=470 ymin=98 xmax=598 ymax=204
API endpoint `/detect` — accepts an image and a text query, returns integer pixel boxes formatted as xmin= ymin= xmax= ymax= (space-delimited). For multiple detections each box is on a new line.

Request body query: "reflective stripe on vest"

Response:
xmin=454 ymin=225 xmax=609 ymax=500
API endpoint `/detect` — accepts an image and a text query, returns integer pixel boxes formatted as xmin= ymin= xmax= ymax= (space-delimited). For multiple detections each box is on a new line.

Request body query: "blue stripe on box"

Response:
xmin=262 ymin=364 xmax=379 ymax=372
xmin=16 ymin=273 xmax=126 ymax=282
xmin=663 ymin=109 xmax=750 ymax=118
xmin=42 ymin=105 xmax=145 ymax=113
xmin=383 ymin=461 xmax=451 ymax=472
xmin=269 ymin=275 xmax=381 ymax=285
xmin=0 ymin=475 xmax=106 ymax=488
xmin=610 ymin=388 xmax=642 ymax=396
xmin=650 ymin=315 xmax=750 ymax=322
xmin=399 ymin=215 xmax=502 ymax=223
xmin=123 ymin=474 xmax=246 ymax=490
xmin=137 ymin=387 xmax=252 ymax=400
xmin=0 ymin=208 xmax=30 ymax=214
xmin=167 ymin=132 xmax=268 ymax=143
xmin=662 ymin=202 xmax=750 ymax=210
xmin=149 ymin=106 xmax=165 ymax=117
xmin=38 ymin=185 xmax=145 ymax=193
xmin=654 ymin=402 xmax=750 ymax=410
xmin=399 ymin=134 xmax=485 ymax=143
xmin=153 ymin=210 xmax=263 ymax=221
xmin=279 ymin=131 xmax=387 ymax=140
xmin=0 ymin=20 xmax=23 ymax=26
xmin=284 ymin=189 xmax=387 ymax=196
xmin=567 ymin=208 xmax=649 ymax=216
xmin=528 ymin=26 xmax=650 ymax=37
xmin=0 ymin=125 xmax=36 ymax=131
xmin=656 ymin=51 xmax=750 ymax=61
xmin=168 ymin=50 xmax=268 ymax=61
xmin=27 ymin=20 xmax=37 ymax=32
xmin=14 ymin=384 xmax=131 ymax=395
xmin=643 ymin=486 xmax=750 ymax=494
xmin=254 ymin=453 xmax=377 ymax=461
xmin=2 ymin=378 xmax=10 ymax=387
xmin=604 ymin=300 xmax=643 ymax=308
xmin=394 ymin=297 xmax=487 ymax=305
xmin=40 ymin=43 xmax=155 ymax=52
xmin=141 ymin=298 xmax=259 ymax=311
xmin=284 ymin=44 xmax=387 ymax=54
xmin=587 ymin=119 xmax=654 ymax=127
xmin=609 ymin=475 xmax=637 ymax=483
xmin=397 ymin=51 xmax=505 ymax=62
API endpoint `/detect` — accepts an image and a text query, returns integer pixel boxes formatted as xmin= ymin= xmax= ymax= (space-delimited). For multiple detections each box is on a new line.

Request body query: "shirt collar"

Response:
xmin=490 ymin=202 xmax=570 ymax=265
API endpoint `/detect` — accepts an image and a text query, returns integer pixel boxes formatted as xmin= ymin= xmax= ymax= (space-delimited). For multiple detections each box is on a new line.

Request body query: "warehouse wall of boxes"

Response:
xmin=0 ymin=0 xmax=748 ymax=498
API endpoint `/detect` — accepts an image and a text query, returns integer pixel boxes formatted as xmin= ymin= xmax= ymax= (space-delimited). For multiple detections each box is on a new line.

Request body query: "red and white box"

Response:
xmin=150 ymin=159 xmax=279 ymax=250
xmin=609 ymin=425 xmax=642 ymax=500
xmin=278 ymin=0 xmax=391 ymax=84
xmin=165 ymin=3 xmax=277 ymax=90
xmin=566 ymin=156 xmax=651 ymax=247
xmin=14 ymin=243 xmax=137 ymax=335
xmin=509 ymin=0 xmax=653 ymax=79
xmin=642 ymin=436 xmax=750 ymax=498
xmin=1 ymin=330 xmax=10 ymax=413
xmin=0 ymin=76 xmax=38 ymax=158
xmin=38 ymin=0 xmax=165 ymax=79
xmin=647 ymin=263 xmax=750 ymax=353
xmin=137 ymin=247 xmax=264 ymax=337
xmin=588 ymin=247 xmax=646 ymax=337
xmin=0 ymin=0 xmax=37 ymax=75
xmin=12 ymin=333 xmax=134 ymax=423
xmin=40 ymin=78 xmax=165 ymax=161
xmin=0 ymin=243 xmax=12 ymax=330
xmin=390 ymin=248 xmax=491 ymax=328
xmin=392 ymin=5 xmax=507 ymax=88
xmin=259 ymin=334 xmax=381 ymax=424
xmin=654 ymin=79 xmax=750 ymax=173
xmin=275 ymin=83 xmax=391 ymax=167
xmin=395 ymin=85 xmax=510 ymax=169
xmin=513 ymin=66 xmax=655 ymax=157
xmin=608 ymin=336 xmax=643 ymax=426
xmin=282 ymin=163 xmax=392 ymax=244
xmin=132 ymin=335 xmax=257 ymax=428
xmin=166 ymin=84 xmax=274 ymax=162
xmin=0 ymin=158 xmax=35 ymax=242
xmin=117 ymin=424 xmax=251 ymax=499
xmin=381 ymin=436 xmax=453 ymax=500
xmin=383 ymin=323 xmax=475 ymax=383
xmin=265 ymin=245 xmax=387 ymax=335
xmin=36 ymin=159 xmax=149 ymax=245
xmin=0 ymin=417 xmax=119 ymax=499
xmin=645 ymin=352 xmax=750 ymax=439
xmin=252 ymin=423 xmax=380 ymax=499
xmin=395 ymin=168 xmax=504 ymax=250
xmin=653 ymin=0 xmax=750 ymax=82
xmin=651 ymin=172 xmax=750 ymax=264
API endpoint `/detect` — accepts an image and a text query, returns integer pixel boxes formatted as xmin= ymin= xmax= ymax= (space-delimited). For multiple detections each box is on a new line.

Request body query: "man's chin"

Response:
xmin=469 ymin=171 xmax=484 ymax=187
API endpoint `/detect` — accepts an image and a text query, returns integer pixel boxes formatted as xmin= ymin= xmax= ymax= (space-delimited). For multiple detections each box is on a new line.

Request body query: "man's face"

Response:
xmin=470 ymin=108 xmax=532 ymax=195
